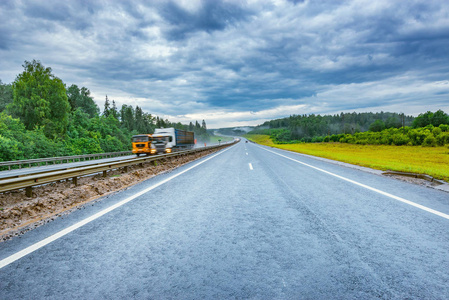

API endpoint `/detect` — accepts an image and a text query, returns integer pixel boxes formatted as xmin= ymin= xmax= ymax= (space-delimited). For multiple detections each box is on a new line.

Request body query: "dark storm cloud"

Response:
xmin=1 ymin=0 xmax=448 ymax=127
xmin=157 ymin=0 xmax=254 ymax=40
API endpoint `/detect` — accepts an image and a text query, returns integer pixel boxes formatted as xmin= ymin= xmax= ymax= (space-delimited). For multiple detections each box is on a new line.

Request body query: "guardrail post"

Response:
xmin=103 ymin=171 xmax=107 ymax=177
xmin=72 ymin=176 xmax=78 ymax=186
xmin=26 ymin=186 xmax=32 ymax=197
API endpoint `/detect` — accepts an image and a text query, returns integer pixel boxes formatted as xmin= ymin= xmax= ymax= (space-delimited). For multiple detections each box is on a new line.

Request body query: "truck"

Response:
xmin=131 ymin=134 xmax=155 ymax=156
xmin=152 ymin=128 xmax=195 ymax=154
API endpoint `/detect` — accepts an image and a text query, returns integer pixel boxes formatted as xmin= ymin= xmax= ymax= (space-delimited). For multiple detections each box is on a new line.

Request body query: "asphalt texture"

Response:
xmin=1 ymin=140 xmax=449 ymax=299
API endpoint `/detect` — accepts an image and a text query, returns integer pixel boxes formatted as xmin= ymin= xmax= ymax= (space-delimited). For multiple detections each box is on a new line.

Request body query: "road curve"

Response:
xmin=1 ymin=140 xmax=448 ymax=299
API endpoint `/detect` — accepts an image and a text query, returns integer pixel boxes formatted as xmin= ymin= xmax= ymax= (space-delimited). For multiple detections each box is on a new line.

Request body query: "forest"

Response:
xmin=0 ymin=60 xmax=209 ymax=161
xmin=249 ymin=110 xmax=449 ymax=146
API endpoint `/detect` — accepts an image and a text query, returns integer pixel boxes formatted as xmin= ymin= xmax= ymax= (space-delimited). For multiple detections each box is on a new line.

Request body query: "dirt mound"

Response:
xmin=0 ymin=149 xmax=220 ymax=241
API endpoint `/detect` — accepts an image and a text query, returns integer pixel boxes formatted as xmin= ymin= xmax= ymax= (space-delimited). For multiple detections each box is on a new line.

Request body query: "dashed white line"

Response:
xmin=259 ymin=146 xmax=449 ymax=220
xmin=249 ymin=163 xmax=254 ymax=170
xmin=0 ymin=146 xmax=235 ymax=270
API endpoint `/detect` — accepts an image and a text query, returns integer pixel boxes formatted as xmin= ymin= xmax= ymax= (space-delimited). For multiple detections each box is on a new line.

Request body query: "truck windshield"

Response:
xmin=132 ymin=136 xmax=150 ymax=142
xmin=153 ymin=136 xmax=168 ymax=143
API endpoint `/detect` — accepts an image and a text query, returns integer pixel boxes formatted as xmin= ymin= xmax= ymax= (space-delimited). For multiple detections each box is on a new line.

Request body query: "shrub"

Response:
xmin=436 ymin=132 xmax=449 ymax=146
xmin=422 ymin=135 xmax=437 ymax=147
xmin=439 ymin=124 xmax=449 ymax=132
xmin=392 ymin=133 xmax=410 ymax=146
xmin=100 ymin=135 xmax=126 ymax=152
xmin=432 ymin=127 xmax=442 ymax=136
xmin=0 ymin=135 xmax=24 ymax=161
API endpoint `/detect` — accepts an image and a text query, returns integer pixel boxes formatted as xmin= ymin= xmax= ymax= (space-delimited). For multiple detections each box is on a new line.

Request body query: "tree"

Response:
xmin=412 ymin=110 xmax=449 ymax=128
xmin=67 ymin=84 xmax=99 ymax=118
xmin=8 ymin=60 xmax=70 ymax=138
xmin=111 ymin=100 xmax=119 ymax=119
xmin=202 ymin=119 xmax=207 ymax=130
xmin=103 ymin=95 xmax=111 ymax=117
xmin=431 ymin=109 xmax=449 ymax=126
xmin=0 ymin=80 xmax=13 ymax=112
xmin=369 ymin=120 xmax=386 ymax=132
xmin=120 ymin=104 xmax=135 ymax=131
xmin=385 ymin=116 xmax=401 ymax=129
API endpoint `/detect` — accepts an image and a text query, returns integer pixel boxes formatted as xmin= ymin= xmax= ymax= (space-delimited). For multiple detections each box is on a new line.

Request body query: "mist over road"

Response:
xmin=1 ymin=140 xmax=448 ymax=299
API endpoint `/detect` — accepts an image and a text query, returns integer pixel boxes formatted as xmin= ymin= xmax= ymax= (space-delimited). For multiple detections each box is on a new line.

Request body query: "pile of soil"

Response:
xmin=0 ymin=148 xmax=221 ymax=241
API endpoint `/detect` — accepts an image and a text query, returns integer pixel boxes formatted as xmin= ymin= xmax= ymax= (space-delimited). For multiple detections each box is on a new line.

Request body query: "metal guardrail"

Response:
xmin=0 ymin=151 xmax=133 ymax=170
xmin=0 ymin=141 xmax=237 ymax=197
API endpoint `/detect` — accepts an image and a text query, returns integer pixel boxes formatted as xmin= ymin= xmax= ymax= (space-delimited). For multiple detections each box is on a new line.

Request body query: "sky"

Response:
xmin=1 ymin=0 xmax=449 ymax=129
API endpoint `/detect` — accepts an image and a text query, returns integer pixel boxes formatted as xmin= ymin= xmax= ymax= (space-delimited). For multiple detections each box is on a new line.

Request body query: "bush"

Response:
xmin=100 ymin=135 xmax=126 ymax=152
xmin=422 ymin=135 xmax=437 ymax=147
xmin=270 ymin=129 xmax=292 ymax=143
xmin=66 ymin=138 xmax=103 ymax=155
xmin=432 ymin=127 xmax=442 ymax=136
xmin=391 ymin=133 xmax=410 ymax=146
xmin=0 ymin=135 xmax=24 ymax=161
xmin=436 ymin=132 xmax=449 ymax=146
xmin=439 ymin=124 xmax=449 ymax=132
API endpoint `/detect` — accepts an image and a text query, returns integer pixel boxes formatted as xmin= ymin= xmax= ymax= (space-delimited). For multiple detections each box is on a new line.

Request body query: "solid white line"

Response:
xmin=259 ymin=146 xmax=449 ymax=220
xmin=0 ymin=146 xmax=234 ymax=270
xmin=249 ymin=163 xmax=254 ymax=170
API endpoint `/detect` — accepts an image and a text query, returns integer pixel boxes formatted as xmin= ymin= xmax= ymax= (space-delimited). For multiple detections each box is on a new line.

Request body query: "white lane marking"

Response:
xmin=259 ymin=146 xmax=449 ymax=220
xmin=249 ymin=163 xmax=254 ymax=170
xmin=0 ymin=146 xmax=235 ymax=270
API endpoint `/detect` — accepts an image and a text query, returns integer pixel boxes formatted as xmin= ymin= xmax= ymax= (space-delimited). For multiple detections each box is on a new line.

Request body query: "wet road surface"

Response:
xmin=1 ymin=140 xmax=448 ymax=299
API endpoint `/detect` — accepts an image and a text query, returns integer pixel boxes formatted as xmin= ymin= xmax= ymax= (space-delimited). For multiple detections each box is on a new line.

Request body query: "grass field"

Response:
xmin=245 ymin=134 xmax=449 ymax=182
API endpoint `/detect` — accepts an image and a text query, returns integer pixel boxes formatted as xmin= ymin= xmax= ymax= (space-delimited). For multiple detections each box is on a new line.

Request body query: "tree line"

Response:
xmin=250 ymin=110 xmax=449 ymax=146
xmin=0 ymin=60 xmax=209 ymax=161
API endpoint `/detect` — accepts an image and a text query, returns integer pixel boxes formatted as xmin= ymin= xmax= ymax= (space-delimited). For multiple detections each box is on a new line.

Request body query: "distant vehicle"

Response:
xmin=131 ymin=134 xmax=154 ymax=156
xmin=152 ymin=128 xmax=195 ymax=154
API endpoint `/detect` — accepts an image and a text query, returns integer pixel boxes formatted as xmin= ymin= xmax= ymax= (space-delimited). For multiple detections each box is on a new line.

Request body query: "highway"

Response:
xmin=1 ymin=140 xmax=448 ymax=299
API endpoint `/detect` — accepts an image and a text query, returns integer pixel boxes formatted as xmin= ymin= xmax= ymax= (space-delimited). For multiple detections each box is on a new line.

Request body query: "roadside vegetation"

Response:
xmin=246 ymin=135 xmax=449 ymax=182
xmin=245 ymin=109 xmax=449 ymax=182
xmin=0 ymin=60 xmax=212 ymax=162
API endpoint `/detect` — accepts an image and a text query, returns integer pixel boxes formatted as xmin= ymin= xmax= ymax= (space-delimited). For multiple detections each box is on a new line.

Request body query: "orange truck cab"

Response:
xmin=132 ymin=134 xmax=156 ymax=156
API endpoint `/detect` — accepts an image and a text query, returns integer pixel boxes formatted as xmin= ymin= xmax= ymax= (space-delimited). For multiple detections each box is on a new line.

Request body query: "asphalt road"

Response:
xmin=1 ymin=140 xmax=448 ymax=299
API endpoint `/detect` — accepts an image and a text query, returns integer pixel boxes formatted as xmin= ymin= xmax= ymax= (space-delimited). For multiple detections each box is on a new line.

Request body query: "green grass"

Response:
xmin=245 ymin=134 xmax=449 ymax=182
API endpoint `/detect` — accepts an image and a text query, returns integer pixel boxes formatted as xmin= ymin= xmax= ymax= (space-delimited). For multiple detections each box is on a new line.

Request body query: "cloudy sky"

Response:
xmin=1 ymin=0 xmax=448 ymax=128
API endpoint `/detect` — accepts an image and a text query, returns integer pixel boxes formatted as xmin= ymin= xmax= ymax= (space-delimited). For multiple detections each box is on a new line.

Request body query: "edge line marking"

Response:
xmin=0 ymin=146 xmax=235 ymax=269
xmin=258 ymin=146 xmax=449 ymax=220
